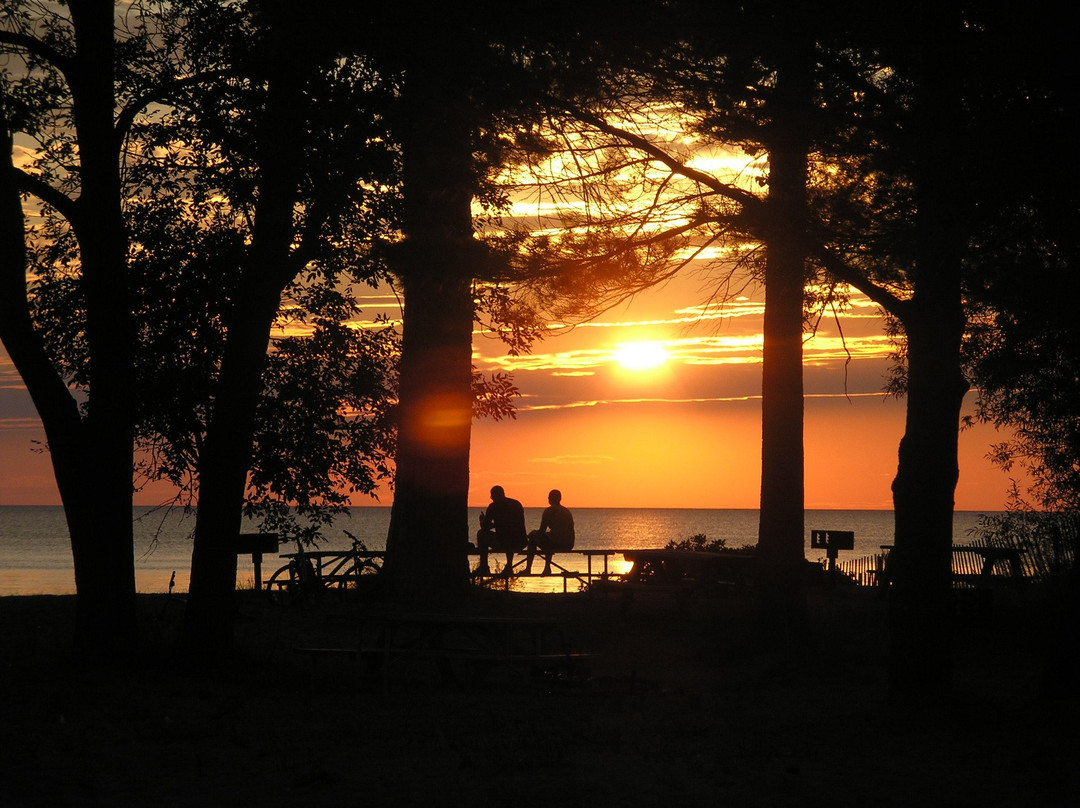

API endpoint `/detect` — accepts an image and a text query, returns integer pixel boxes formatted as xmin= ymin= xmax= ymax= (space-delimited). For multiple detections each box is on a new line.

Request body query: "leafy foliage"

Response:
xmin=6 ymin=0 xmax=404 ymax=548
xmin=664 ymin=533 xmax=726 ymax=552
xmin=976 ymin=508 xmax=1077 ymax=585
xmin=471 ymin=369 xmax=519 ymax=422
xmin=964 ymin=205 xmax=1080 ymax=512
xmin=248 ymin=283 xmax=398 ymax=546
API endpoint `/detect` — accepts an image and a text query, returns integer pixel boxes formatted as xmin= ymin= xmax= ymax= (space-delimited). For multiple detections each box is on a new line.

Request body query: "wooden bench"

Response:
xmin=475 ymin=566 xmax=586 ymax=592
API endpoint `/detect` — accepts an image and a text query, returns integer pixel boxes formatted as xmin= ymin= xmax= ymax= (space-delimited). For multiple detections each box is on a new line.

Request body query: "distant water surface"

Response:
xmin=0 ymin=506 xmax=997 ymax=596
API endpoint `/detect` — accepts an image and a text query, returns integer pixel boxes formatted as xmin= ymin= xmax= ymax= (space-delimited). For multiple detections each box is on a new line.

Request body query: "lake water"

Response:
xmin=0 ymin=506 xmax=997 ymax=596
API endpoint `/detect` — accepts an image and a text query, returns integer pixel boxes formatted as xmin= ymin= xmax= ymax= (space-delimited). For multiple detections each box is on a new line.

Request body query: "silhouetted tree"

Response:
xmin=511 ymin=5 xmax=1070 ymax=700
xmin=180 ymin=1 xmax=331 ymax=654
xmin=959 ymin=8 xmax=1079 ymax=698
xmin=365 ymin=7 xmax=620 ymax=602
xmin=4 ymin=1 xmax=403 ymax=656
xmin=514 ymin=2 xmax=864 ymax=577
xmin=143 ymin=0 xmax=402 ymax=654
xmin=378 ymin=25 xmax=477 ymax=601
xmin=813 ymin=1 xmax=1076 ymax=698
xmin=586 ymin=2 xmax=1051 ymax=697
xmin=1 ymin=0 xmax=138 ymax=662
xmin=732 ymin=10 xmax=815 ymax=574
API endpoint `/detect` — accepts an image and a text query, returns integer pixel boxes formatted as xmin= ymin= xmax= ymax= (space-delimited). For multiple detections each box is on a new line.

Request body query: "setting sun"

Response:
xmin=613 ymin=341 xmax=669 ymax=371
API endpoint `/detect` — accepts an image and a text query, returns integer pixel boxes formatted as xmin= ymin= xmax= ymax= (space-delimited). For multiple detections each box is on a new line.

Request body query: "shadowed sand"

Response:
xmin=0 ymin=587 xmax=1076 ymax=806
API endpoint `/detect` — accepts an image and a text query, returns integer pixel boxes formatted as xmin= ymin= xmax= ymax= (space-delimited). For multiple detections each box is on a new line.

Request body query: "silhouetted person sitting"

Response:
xmin=525 ymin=489 xmax=575 ymax=575
xmin=476 ymin=485 xmax=528 ymax=576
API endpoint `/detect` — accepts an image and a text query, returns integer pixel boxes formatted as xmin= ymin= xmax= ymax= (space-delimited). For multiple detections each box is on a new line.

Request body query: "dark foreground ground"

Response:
xmin=1 ymin=584 xmax=1076 ymax=807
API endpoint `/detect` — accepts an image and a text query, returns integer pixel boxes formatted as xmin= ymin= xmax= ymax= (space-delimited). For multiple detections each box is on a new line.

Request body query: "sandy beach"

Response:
xmin=1 ymin=585 xmax=1076 ymax=807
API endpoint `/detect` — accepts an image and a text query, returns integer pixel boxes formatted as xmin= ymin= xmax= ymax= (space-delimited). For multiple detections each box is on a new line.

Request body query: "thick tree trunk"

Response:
xmin=68 ymin=0 xmax=138 ymax=661
xmin=887 ymin=2 xmax=966 ymax=700
xmin=888 ymin=316 xmax=967 ymax=699
xmin=2 ymin=145 xmax=137 ymax=661
xmin=757 ymin=54 xmax=808 ymax=571
xmin=0 ymin=2 xmax=137 ymax=663
xmin=383 ymin=39 xmax=475 ymax=603
xmin=384 ymin=271 xmax=475 ymax=602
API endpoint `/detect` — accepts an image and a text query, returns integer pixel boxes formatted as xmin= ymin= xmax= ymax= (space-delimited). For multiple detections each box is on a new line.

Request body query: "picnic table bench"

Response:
xmin=470 ymin=554 xmax=589 ymax=591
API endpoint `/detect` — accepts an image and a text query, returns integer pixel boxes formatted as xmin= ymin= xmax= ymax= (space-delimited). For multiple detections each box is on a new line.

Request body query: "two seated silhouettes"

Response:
xmin=476 ymin=487 xmax=575 ymax=576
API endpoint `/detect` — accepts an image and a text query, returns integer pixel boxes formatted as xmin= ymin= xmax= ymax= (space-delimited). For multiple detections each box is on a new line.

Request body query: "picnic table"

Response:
xmin=622 ymin=548 xmax=759 ymax=589
xmin=271 ymin=549 xmax=620 ymax=593
xmin=297 ymin=611 xmax=590 ymax=685
xmin=588 ymin=548 xmax=759 ymax=609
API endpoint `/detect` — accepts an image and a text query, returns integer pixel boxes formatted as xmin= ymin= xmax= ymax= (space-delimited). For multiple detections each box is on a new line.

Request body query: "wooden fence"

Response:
xmin=834 ymin=552 xmax=888 ymax=587
xmin=835 ymin=535 xmax=1075 ymax=587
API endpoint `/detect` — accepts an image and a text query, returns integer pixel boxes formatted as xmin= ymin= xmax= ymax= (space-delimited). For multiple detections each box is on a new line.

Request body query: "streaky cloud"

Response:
xmin=478 ymin=329 xmax=896 ymax=375
xmin=519 ymin=391 xmax=890 ymax=412
xmin=0 ymin=417 xmax=45 ymax=429
xmin=529 ymin=454 xmax=615 ymax=465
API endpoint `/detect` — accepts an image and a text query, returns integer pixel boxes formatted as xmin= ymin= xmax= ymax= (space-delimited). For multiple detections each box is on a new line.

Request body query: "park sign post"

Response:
xmin=235 ymin=533 xmax=280 ymax=591
xmin=810 ymin=529 xmax=855 ymax=574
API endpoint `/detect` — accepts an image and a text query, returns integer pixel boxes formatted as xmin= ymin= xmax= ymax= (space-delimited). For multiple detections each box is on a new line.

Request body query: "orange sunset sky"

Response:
xmin=0 ymin=267 xmax=1016 ymax=511
xmin=0 ymin=79 xmax=1019 ymax=513
xmin=465 ymin=274 xmax=1014 ymax=512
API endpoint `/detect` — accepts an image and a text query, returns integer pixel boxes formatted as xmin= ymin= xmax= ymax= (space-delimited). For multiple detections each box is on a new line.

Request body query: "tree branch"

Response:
xmin=559 ymin=102 xmax=765 ymax=211
xmin=115 ymin=69 xmax=237 ymax=148
xmin=0 ymin=127 xmax=81 ymax=435
xmin=814 ymin=245 xmax=908 ymax=319
xmin=9 ymin=166 xmax=80 ymax=226
xmin=0 ymin=29 xmax=75 ymax=75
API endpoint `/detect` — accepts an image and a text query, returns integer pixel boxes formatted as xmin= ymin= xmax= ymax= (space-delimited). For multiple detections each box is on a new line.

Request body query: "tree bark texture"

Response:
xmin=887 ymin=1 xmax=968 ymax=701
xmin=383 ymin=40 xmax=476 ymax=603
xmin=757 ymin=52 xmax=809 ymax=572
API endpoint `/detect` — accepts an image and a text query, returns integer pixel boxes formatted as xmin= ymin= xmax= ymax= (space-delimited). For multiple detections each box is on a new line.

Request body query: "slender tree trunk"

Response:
xmin=887 ymin=1 xmax=967 ymax=700
xmin=182 ymin=286 xmax=283 ymax=655
xmin=383 ymin=38 xmax=475 ymax=603
xmin=757 ymin=175 xmax=806 ymax=567
xmin=183 ymin=53 xmax=304 ymax=657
